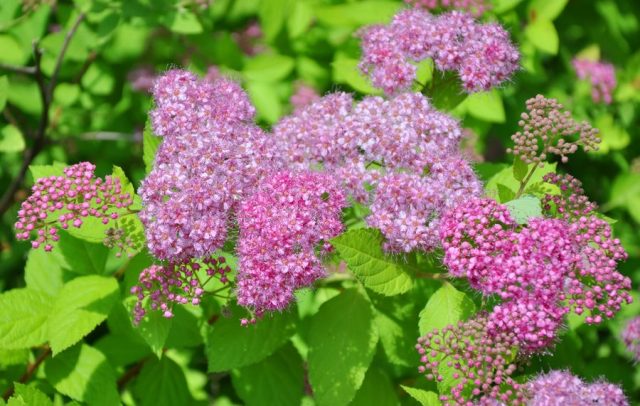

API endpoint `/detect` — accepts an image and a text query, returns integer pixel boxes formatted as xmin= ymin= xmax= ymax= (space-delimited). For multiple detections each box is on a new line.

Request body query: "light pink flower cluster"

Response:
xmin=131 ymin=256 xmax=230 ymax=324
xmin=358 ymin=9 xmax=519 ymax=94
xmin=405 ymin=0 xmax=490 ymax=16
xmin=140 ymin=70 xmax=282 ymax=261
xmin=236 ymin=171 xmax=346 ymax=317
xmin=15 ymin=162 xmax=134 ymax=251
xmin=233 ymin=21 xmax=264 ymax=56
xmin=572 ymin=58 xmax=617 ymax=104
xmin=274 ymin=91 xmax=481 ymax=252
xmin=128 ymin=66 xmax=156 ymax=93
xmin=441 ymin=198 xmax=631 ymax=339
xmin=525 ymin=370 xmax=628 ymax=406
xmin=622 ymin=316 xmax=640 ymax=362
xmin=416 ymin=314 xmax=526 ymax=405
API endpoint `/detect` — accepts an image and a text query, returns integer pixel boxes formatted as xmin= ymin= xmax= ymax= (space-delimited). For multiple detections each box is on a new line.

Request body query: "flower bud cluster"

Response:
xmin=405 ymin=0 xmax=489 ymax=16
xmin=541 ymin=173 xmax=597 ymax=221
xmin=15 ymin=162 xmax=134 ymax=251
xmin=622 ymin=316 xmax=640 ymax=362
xmin=236 ymin=171 xmax=346 ymax=316
xmin=131 ymin=255 xmax=230 ymax=324
xmin=358 ymin=9 xmax=519 ymax=94
xmin=507 ymin=95 xmax=600 ymax=166
xmin=525 ymin=370 xmax=628 ymax=405
xmin=572 ymin=58 xmax=616 ymax=104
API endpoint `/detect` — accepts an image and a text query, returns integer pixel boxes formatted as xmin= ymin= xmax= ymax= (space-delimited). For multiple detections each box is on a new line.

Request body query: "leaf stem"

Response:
xmin=514 ymin=165 xmax=538 ymax=199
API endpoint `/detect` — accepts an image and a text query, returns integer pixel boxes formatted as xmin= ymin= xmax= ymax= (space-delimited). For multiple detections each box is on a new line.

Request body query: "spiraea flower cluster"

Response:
xmin=15 ymin=162 xmax=134 ymax=251
xmin=236 ymin=171 xmax=346 ymax=317
xmin=131 ymin=256 xmax=231 ymax=324
xmin=622 ymin=316 xmax=640 ymax=362
xmin=507 ymin=95 xmax=600 ymax=166
xmin=358 ymin=9 xmax=519 ymax=94
xmin=140 ymin=69 xmax=282 ymax=261
xmin=572 ymin=58 xmax=616 ymax=104
xmin=274 ymin=91 xmax=481 ymax=253
xmin=405 ymin=0 xmax=489 ymax=16
xmin=525 ymin=370 xmax=629 ymax=406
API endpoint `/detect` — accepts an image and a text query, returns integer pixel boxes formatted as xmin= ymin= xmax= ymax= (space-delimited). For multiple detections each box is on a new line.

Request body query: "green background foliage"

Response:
xmin=0 ymin=0 xmax=639 ymax=405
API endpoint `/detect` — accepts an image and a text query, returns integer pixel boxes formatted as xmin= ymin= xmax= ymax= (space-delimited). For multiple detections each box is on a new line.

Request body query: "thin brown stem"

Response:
xmin=0 ymin=62 xmax=36 ymax=75
xmin=117 ymin=358 xmax=147 ymax=391
xmin=2 ymin=345 xmax=51 ymax=400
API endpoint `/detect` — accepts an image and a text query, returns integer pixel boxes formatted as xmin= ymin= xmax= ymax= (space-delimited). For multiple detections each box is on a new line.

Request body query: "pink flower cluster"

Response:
xmin=274 ymin=91 xmax=481 ymax=253
xmin=358 ymin=9 xmax=519 ymax=94
xmin=131 ymin=256 xmax=230 ymax=324
xmin=572 ymin=58 xmax=617 ymax=104
xmin=290 ymin=82 xmax=320 ymax=112
xmin=622 ymin=316 xmax=640 ymax=362
xmin=525 ymin=370 xmax=628 ymax=405
xmin=15 ymin=162 xmax=134 ymax=251
xmin=440 ymin=198 xmax=632 ymax=351
xmin=140 ymin=70 xmax=282 ymax=261
xmin=236 ymin=171 xmax=346 ymax=316
xmin=405 ymin=0 xmax=490 ymax=16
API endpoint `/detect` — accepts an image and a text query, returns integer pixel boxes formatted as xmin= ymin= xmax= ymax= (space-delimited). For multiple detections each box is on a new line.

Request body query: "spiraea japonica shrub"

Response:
xmin=1 ymin=1 xmax=640 ymax=405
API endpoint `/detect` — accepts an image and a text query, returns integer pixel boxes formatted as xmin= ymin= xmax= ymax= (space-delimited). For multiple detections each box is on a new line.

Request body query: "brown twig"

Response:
xmin=117 ymin=358 xmax=147 ymax=391
xmin=0 ymin=62 xmax=36 ymax=75
xmin=2 ymin=345 xmax=52 ymax=400
xmin=0 ymin=12 xmax=86 ymax=218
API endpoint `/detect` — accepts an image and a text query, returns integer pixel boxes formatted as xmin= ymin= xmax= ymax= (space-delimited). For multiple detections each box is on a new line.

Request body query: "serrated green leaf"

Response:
xmin=206 ymin=306 xmax=297 ymax=372
xmin=55 ymin=231 xmax=108 ymax=274
xmin=124 ymin=297 xmax=172 ymax=358
xmin=504 ymin=195 xmax=543 ymax=224
xmin=133 ymin=356 xmax=192 ymax=406
xmin=0 ymin=288 xmax=53 ymax=349
xmin=11 ymin=383 xmax=53 ymax=406
xmin=48 ymin=276 xmax=118 ymax=355
xmin=308 ymin=289 xmax=378 ymax=406
xmin=400 ymin=386 xmax=441 ymax=406
xmin=513 ymin=156 xmax=529 ymax=182
xmin=465 ymin=90 xmax=505 ymax=123
xmin=25 ymin=248 xmax=65 ymax=296
xmin=45 ymin=344 xmax=119 ymax=406
xmin=331 ymin=228 xmax=413 ymax=296
xmin=232 ymin=343 xmax=304 ymax=406
xmin=525 ymin=19 xmax=559 ymax=55
xmin=351 ymin=368 xmax=400 ymax=406
xmin=419 ymin=283 xmax=475 ymax=336
xmin=29 ymin=162 xmax=67 ymax=181
xmin=244 ymin=54 xmax=295 ymax=82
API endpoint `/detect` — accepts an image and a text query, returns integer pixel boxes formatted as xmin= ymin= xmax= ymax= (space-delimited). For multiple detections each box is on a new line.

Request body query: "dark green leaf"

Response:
xmin=133 ymin=356 xmax=192 ymax=406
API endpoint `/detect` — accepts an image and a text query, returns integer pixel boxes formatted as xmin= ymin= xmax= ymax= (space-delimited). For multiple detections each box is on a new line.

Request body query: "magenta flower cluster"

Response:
xmin=358 ymin=9 xmax=519 ymax=94
xmin=274 ymin=91 xmax=481 ymax=253
xmin=405 ymin=0 xmax=490 ymax=16
xmin=526 ymin=370 xmax=628 ymax=406
xmin=15 ymin=162 xmax=134 ymax=251
xmin=622 ymin=316 xmax=640 ymax=362
xmin=572 ymin=58 xmax=617 ymax=104
xmin=236 ymin=171 xmax=346 ymax=317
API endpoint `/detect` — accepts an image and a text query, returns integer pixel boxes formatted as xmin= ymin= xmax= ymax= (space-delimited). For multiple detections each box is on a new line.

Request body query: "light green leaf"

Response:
xmin=0 ymin=288 xmax=53 ymax=349
xmin=81 ymin=63 xmax=114 ymax=95
xmin=0 ymin=35 xmax=26 ymax=65
xmin=206 ymin=306 xmax=298 ymax=372
xmin=332 ymin=54 xmax=381 ymax=95
xmin=493 ymin=0 xmax=524 ymax=14
xmin=48 ymin=276 xmax=119 ymax=355
xmin=608 ymin=173 xmax=640 ymax=224
xmin=465 ymin=90 xmax=505 ymax=123
xmin=331 ymin=228 xmax=413 ymax=296
xmin=124 ymin=297 xmax=172 ymax=358
xmin=55 ymin=231 xmax=108 ymax=274
xmin=29 ymin=162 xmax=67 ymax=180
xmin=232 ymin=343 xmax=304 ymax=406
xmin=528 ymin=0 xmax=569 ymax=21
xmin=259 ymin=0 xmax=292 ymax=41
xmin=45 ymin=344 xmax=119 ymax=406
xmin=143 ymin=119 xmax=161 ymax=174
xmin=427 ymin=72 xmax=466 ymax=110
xmin=0 ymin=349 xmax=30 ymax=367
xmin=513 ymin=156 xmax=529 ymax=182
xmin=525 ymin=19 xmax=559 ymax=55
xmin=313 ymin=1 xmax=401 ymax=27
xmin=163 ymin=9 xmax=202 ymax=34
xmin=243 ymin=54 xmax=295 ymax=82
xmin=133 ymin=356 xmax=192 ymax=406
xmin=504 ymin=195 xmax=543 ymax=224
xmin=287 ymin=1 xmax=313 ymax=39
xmin=25 ymin=248 xmax=65 ymax=296
xmin=246 ymin=81 xmax=282 ymax=123
xmin=497 ymin=183 xmax=516 ymax=203
xmin=419 ymin=283 xmax=475 ymax=336
xmin=400 ymin=386 xmax=441 ymax=406
xmin=485 ymin=162 xmax=557 ymax=198
xmin=0 ymin=125 xmax=25 ymax=152
xmin=0 ymin=75 xmax=8 ymax=111
xmin=351 ymin=368 xmax=400 ymax=406
xmin=595 ymin=113 xmax=630 ymax=153
xmin=10 ymin=384 xmax=53 ymax=406
xmin=53 ymin=83 xmax=80 ymax=106
xmin=308 ymin=289 xmax=378 ymax=406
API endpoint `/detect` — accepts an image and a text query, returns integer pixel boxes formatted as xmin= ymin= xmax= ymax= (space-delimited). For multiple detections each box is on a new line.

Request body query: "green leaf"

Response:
xmin=493 ymin=0 xmax=524 ymax=14
xmin=331 ymin=228 xmax=413 ymax=296
xmin=29 ymin=162 xmax=67 ymax=180
xmin=400 ymin=386 xmax=441 ymax=406
xmin=55 ymin=231 xmax=108 ymax=274
xmin=243 ymin=54 xmax=295 ymax=82
xmin=287 ymin=1 xmax=313 ymax=39
xmin=525 ymin=19 xmax=559 ymax=55
xmin=232 ymin=343 xmax=304 ymax=406
xmin=465 ymin=90 xmax=505 ymax=123
xmin=124 ymin=297 xmax=173 ymax=358
xmin=259 ymin=0 xmax=292 ymax=41
xmin=0 ymin=35 xmax=26 ymax=65
xmin=246 ymin=81 xmax=282 ymax=123
xmin=0 ymin=288 xmax=53 ymax=349
xmin=528 ymin=0 xmax=569 ymax=21
xmin=0 ymin=75 xmax=8 ymax=111
xmin=308 ymin=289 xmax=378 ymax=406
xmin=313 ymin=1 xmax=401 ymax=27
xmin=504 ymin=195 xmax=543 ymax=225
xmin=143 ymin=120 xmax=162 ymax=174
xmin=81 ymin=63 xmax=115 ymax=95
xmin=163 ymin=9 xmax=203 ymax=34
xmin=496 ymin=183 xmax=516 ymax=203
xmin=53 ymin=83 xmax=80 ymax=106
xmin=0 ymin=125 xmax=25 ymax=153
xmin=418 ymin=283 xmax=475 ymax=336
xmin=428 ymin=72 xmax=466 ymax=110
xmin=133 ymin=356 xmax=192 ymax=406
xmin=48 ymin=276 xmax=119 ymax=355
xmin=10 ymin=384 xmax=53 ymax=406
xmin=0 ymin=348 xmax=30 ymax=367
xmin=332 ymin=56 xmax=380 ymax=95
xmin=485 ymin=162 xmax=557 ymax=199
xmin=513 ymin=156 xmax=529 ymax=182
xmin=595 ymin=113 xmax=630 ymax=153
xmin=351 ymin=368 xmax=400 ymax=406
xmin=206 ymin=306 xmax=298 ymax=372
xmin=25 ymin=248 xmax=65 ymax=296
xmin=608 ymin=173 xmax=640 ymax=224
xmin=45 ymin=344 xmax=119 ymax=406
